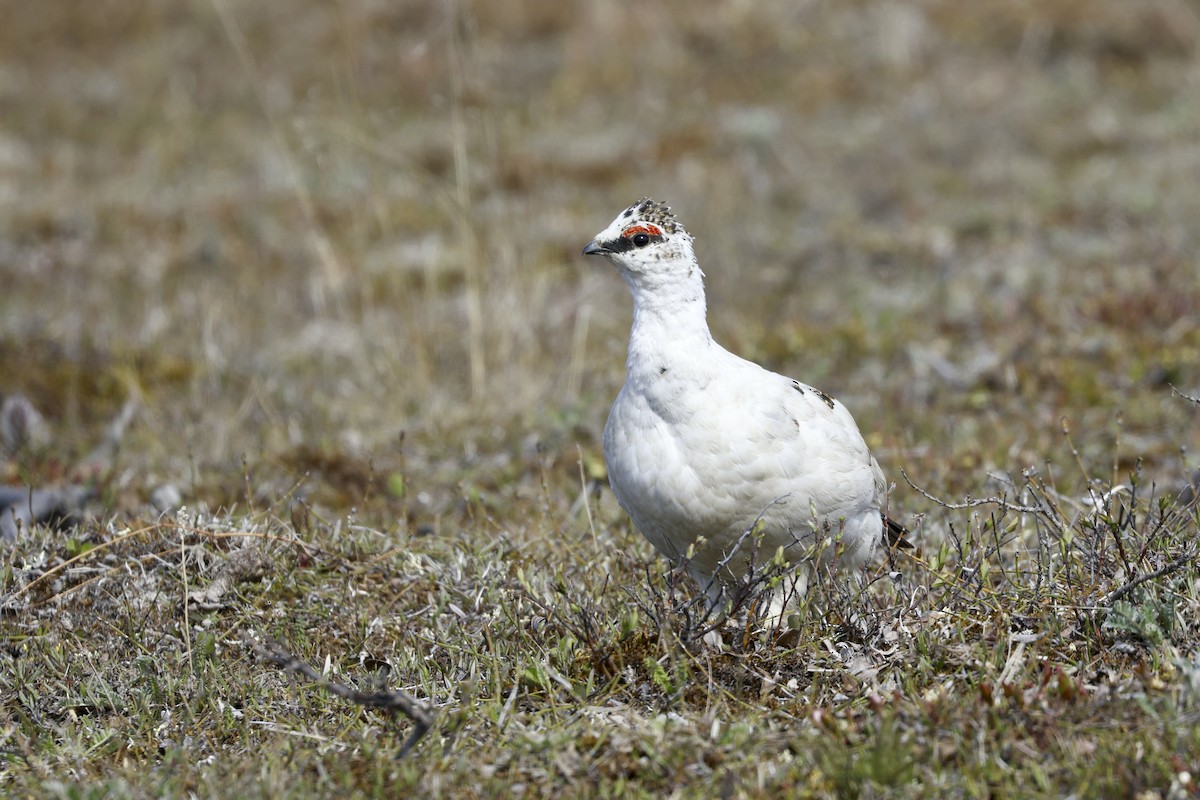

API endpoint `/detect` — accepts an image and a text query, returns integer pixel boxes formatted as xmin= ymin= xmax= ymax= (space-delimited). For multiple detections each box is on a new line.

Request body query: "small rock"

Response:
xmin=151 ymin=484 xmax=183 ymax=514
xmin=1 ymin=394 xmax=51 ymax=453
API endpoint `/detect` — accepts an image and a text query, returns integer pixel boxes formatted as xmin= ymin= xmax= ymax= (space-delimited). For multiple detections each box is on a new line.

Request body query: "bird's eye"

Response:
xmin=632 ymin=233 xmax=651 ymax=247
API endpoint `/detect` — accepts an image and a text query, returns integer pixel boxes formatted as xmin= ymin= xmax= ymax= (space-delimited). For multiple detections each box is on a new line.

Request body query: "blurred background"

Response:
xmin=1 ymin=0 xmax=1197 ymax=524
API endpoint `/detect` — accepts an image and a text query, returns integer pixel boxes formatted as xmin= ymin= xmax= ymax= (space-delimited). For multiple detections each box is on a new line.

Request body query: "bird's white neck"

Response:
xmin=624 ymin=270 xmax=713 ymax=375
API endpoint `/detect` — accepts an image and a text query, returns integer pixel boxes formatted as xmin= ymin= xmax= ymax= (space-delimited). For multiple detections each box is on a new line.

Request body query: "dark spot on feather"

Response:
xmin=815 ymin=388 xmax=836 ymax=410
xmin=791 ymin=380 xmax=803 ymax=394
xmin=659 ymin=365 xmax=668 ymax=375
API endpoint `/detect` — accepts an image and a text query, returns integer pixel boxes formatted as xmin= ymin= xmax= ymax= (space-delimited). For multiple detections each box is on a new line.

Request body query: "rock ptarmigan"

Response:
xmin=583 ymin=198 xmax=906 ymax=610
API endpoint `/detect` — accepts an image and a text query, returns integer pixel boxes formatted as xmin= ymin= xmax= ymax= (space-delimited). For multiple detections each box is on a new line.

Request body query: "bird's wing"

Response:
xmin=676 ymin=360 xmax=883 ymax=527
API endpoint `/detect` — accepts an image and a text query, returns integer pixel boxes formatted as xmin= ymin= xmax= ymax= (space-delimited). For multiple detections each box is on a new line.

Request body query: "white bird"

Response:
xmin=583 ymin=198 xmax=906 ymax=611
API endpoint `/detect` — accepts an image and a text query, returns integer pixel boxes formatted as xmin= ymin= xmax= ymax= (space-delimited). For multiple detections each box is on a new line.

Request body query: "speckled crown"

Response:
xmin=624 ymin=198 xmax=682 ymax=235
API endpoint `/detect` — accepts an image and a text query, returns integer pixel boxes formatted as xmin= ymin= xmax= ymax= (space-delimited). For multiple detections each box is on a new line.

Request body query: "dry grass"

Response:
xmin=1 ymin=0 xmax=1199 ymax=796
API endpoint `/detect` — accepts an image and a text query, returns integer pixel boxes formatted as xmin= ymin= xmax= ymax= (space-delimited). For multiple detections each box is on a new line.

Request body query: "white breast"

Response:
xmin=603 ymin=346 xmax=884 ymax=593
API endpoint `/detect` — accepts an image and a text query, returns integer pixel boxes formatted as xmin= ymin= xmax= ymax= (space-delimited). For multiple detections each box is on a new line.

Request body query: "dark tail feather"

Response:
xmin=882 ymin=515 xmax=912 ymax=549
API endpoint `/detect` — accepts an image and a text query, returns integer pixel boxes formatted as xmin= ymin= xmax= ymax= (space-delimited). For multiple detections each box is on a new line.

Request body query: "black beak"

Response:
xmin=582 ymin=239 xmax=608 ymax=256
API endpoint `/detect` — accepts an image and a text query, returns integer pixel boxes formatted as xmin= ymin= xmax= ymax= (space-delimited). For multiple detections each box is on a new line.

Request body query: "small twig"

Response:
xmin=251 ymin=637 xmax=434 ymax=758
xmin=1170 ymin=384 xmax=1200 ymax=406
xmin=576 ymin=445 xmax=598 ymax=547
xmin=1061 ymin=418 xmax=1105 ymax=521
xmin=1098 ymin=546 xmax=1200 ymax=608
xmin=899 ymin=468 xmax=1040 ymax=514
xmin=180 ymin=528 xmax=194 ymax=677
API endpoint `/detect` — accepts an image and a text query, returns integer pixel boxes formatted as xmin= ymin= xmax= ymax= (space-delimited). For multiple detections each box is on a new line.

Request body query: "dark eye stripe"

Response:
xmin=606 ymin=229 xmax=665 ymax=253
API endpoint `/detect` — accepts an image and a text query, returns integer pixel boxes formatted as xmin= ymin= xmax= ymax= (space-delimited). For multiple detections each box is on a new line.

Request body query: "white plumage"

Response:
xmin=583 ymin=198 xmax=902 ymax=609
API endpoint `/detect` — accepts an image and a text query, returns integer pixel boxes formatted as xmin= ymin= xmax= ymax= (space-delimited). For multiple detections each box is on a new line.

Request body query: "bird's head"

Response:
xmin=582 ymin=199 xmax=701 ymax=292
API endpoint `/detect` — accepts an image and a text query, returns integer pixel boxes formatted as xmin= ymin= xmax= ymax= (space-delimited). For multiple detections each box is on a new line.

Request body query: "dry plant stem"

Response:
xmin=4 ymin=524 xmax=311 ymax=607
xmin=1061 ymin=420 xmax=1132 ymax=574
xmin=567 ymin=303 xmax=591 ymax=402
xmin=447 ymin=0 xmax=486 ymax=400
xmin=1171 ymin=384 xmax=1200 ymax=405
xmin=1022 ymin=472 xmax=1068 ymax=596
xmin=576 ymin=445 xmax=598 ymax=546
xmin=208 ymin=0 xmax=346 ymax=309
xmin=1098 ymin=546 xmax=1200 ymax=608
xmin=695 ymin=497 xmax=791 ymax=613
xmin=4 ymin=522 xmax=163 ymax=603
xmin=622 ymin=501 xmax=828 ymax=650
xmin=899 ymin=468 xmax=1041 ymax=514
xmin=252 ymin=637 xmax=434 ymax=759
xmin=180 ymin=528 xmax=194 ymax=676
